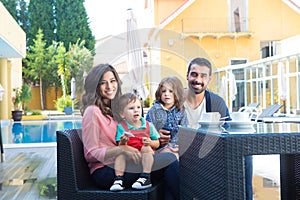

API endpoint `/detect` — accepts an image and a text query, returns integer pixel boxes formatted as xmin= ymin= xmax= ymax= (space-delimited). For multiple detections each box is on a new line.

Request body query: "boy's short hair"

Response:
xmin=115 ymin=93 xmax=141 ymax=122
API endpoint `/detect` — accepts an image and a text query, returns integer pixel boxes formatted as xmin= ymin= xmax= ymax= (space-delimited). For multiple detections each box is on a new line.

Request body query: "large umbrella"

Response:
xmin=278 ymin=62 xmax=287 ymax=113
xmin=126 ymin=8 xmax=148 ymax=100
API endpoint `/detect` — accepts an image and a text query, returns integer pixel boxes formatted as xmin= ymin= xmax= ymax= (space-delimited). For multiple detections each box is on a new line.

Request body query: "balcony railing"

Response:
xmin=215 ymin=52 xmax=300 ymax=114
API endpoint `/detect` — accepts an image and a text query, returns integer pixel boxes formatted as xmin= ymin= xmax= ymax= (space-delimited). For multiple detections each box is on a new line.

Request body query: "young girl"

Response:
xmin=146 ymin=76 xmax=188 ymax=154
xmin=110 ymin=93 xmax=160 ymax=191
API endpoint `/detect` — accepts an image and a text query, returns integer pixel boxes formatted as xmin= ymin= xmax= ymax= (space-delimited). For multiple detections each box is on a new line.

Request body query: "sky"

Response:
xmin=84 ymin=0 xmax=150 ymax=39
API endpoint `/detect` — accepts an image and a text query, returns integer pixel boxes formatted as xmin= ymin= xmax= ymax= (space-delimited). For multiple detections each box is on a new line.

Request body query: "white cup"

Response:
xmin=230 ymin=112 xmax=251 ymax=122
xmin=200 ymin=112 xmax=221 ymax=122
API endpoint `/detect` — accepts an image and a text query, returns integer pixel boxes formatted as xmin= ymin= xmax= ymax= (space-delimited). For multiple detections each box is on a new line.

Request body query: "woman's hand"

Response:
xmin=158 ymin=129 xmax=171 ymax=147
xmin=119 ymin=145 xmax=141 ymax=164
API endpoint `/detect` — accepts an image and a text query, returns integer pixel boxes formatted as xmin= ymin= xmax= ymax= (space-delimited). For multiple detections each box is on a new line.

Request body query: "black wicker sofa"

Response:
xmin=56 ymin=129 xmax=164 ymax=200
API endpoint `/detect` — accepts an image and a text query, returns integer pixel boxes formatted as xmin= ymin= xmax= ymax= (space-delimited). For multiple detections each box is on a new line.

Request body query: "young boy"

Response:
xmin=110 ymin=93 xmax=160 ymax=191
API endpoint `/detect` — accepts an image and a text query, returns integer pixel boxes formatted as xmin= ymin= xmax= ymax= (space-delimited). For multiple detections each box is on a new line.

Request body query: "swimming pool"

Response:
xmin=1 ymin=120 xmax=82 ymax=147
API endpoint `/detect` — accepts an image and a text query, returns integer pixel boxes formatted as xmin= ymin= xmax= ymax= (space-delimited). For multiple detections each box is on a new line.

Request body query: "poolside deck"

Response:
xmin=0 ymin=146 xmax=57 ymax=200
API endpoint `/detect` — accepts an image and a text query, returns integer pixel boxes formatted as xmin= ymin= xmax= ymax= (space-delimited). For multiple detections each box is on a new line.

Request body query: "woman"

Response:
xmin=81 ymin=64 xmax=179 ymax=200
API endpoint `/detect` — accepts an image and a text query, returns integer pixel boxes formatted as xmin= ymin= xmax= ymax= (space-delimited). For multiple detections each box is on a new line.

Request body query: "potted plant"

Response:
xmin=12 ymin=84 xmax=32 ymax=121
xmin=143 ymin=97 xmax=151 ymax=108
xmin=54 ymin=95 xmax=77 ymax=115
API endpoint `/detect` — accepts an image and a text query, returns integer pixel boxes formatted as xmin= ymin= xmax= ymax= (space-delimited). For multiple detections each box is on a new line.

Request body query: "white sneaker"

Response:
xmin=110 ymin=179 xmax=124 ymax=191
xmin=132 ymin=177 xmax=152 ymax=190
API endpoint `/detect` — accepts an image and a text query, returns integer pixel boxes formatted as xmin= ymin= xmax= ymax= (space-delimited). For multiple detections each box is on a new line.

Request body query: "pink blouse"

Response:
xmin=82 ymin=105 xmax=118 ymax=174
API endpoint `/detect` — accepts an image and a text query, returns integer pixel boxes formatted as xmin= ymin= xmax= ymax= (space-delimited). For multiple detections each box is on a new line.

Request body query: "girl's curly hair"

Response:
xmin=155 ymin=76 xmax=185 ymax=110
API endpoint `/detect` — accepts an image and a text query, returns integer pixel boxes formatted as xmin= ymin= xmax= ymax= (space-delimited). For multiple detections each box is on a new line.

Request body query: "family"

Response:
xmin=80 ymin=57 xmax=240 ymax=200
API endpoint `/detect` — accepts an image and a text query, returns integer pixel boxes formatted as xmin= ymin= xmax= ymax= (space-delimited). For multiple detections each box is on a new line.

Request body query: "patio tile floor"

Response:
xmin=0 ymin=146 xmax=57 ymax=200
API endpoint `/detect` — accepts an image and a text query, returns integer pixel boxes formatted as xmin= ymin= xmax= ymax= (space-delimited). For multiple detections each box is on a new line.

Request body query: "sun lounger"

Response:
xmin=251 ymin=104 xmax=283 ymax=122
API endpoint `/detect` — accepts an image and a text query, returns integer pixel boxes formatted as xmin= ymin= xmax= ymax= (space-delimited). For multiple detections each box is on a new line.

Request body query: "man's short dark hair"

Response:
xmin=187 ymin=57 xmax=212 ymax=76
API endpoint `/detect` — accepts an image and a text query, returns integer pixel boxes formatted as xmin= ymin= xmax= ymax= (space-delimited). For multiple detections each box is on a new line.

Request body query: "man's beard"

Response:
xmin=188 ymin=81 xmax=206 ymax=94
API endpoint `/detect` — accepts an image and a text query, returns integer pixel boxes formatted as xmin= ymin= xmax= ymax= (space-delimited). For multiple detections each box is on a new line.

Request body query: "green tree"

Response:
xmin=2 ymin=0 xmax=95 ymax=53
xmin=28 ymin=0 xmax=55 ymax=48
xmin=46 ymin=42 xmax=62 ymax=98
xmin=3 ymin=0 xmax=95 ymax=109
xmin=68 ymin=40 xmax=93 ymax=95
xmin=17 ymin=0 xmax=29 ymax=38
xmin=55 ymin=42 xmax=71 ymax=97
xmin=23 ymin=29 xmax=48 ymax=110
xmin=55 ymin=0 xmax=95 ymax=52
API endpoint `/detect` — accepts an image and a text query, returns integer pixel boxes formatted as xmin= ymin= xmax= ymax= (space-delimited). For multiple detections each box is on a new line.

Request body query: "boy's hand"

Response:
xmin=119 ymin=134 xmax=129 ymax=145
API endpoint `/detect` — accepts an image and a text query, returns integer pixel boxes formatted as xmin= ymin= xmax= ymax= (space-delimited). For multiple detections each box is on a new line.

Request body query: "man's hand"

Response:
xmin=158 ymin=129 xmax=171 ymax=147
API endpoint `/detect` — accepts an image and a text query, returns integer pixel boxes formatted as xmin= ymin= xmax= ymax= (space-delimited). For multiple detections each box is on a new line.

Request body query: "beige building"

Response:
xmin=0 ymin=2 xmax=26 ymax=120
xmin=154 ymin=0 xmax=300 ymax=112
xmin=153 ymin=0 xmax=300 ymax=67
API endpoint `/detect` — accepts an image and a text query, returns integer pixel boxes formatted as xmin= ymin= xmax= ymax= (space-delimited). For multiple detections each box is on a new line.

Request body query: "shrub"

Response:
xmin=12 ymin=84 xmax=32 ymax=111
xmin=143 ymin=98 xmax=150 ymax=108
xmin=54 ymin=95 xmax=77 ymax=112
xmin=31 ymin=110 xmax=42 ymax=115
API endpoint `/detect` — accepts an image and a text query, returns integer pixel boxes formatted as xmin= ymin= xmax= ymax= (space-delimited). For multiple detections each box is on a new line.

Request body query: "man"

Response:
xmin=184 ymin=57 xmax=231 ymax=126
xmin=183 ymin=57 xmax=252 ymax=200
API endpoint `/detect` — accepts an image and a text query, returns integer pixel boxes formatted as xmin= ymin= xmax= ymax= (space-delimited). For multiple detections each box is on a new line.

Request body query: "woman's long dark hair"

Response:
xmin=81 ymin=64 xmax=122 ymax=119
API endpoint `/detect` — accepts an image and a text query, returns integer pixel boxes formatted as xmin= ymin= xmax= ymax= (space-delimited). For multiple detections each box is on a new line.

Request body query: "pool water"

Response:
xmin=1 ymin=120 xmax=82 ymax=145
